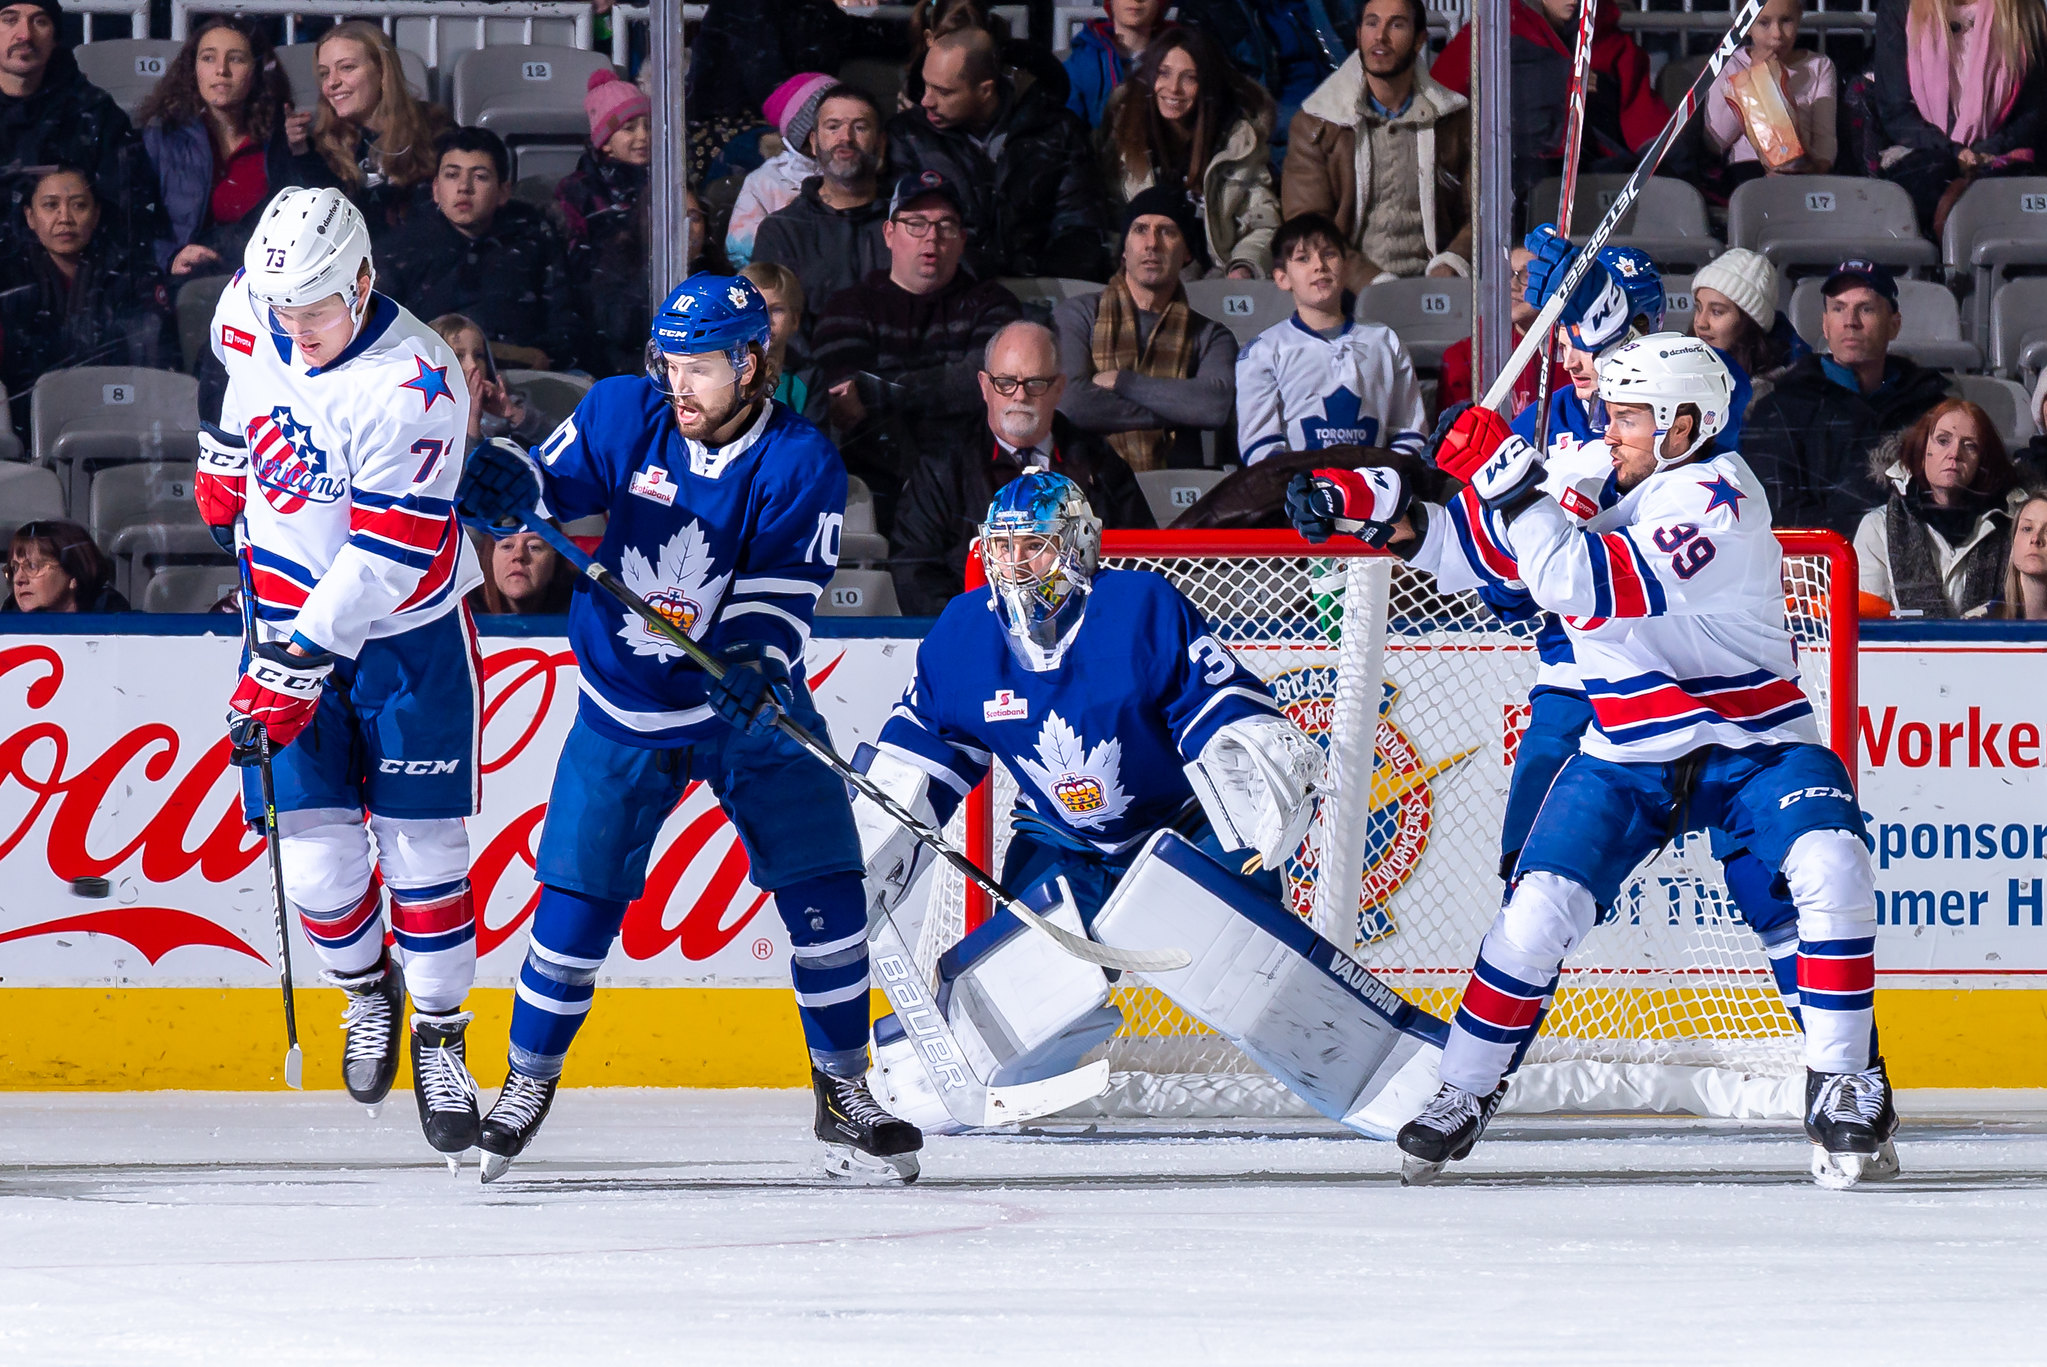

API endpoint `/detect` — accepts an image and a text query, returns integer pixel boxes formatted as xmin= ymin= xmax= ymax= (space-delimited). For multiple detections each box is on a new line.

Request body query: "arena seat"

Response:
xmin=0 ymin=464 xmax=66 ymax=547
xmin=31 ymin=368 xmax=202 ymax=518
xmin=140 ymin=563 xmax=240 ymax=614
xmin=451 ymin=44 xmax=613 ymax=140
xmin=838 ymin=531 xmax=891 ymax=569
xmin=176 ymin=275 xmax=233 ymax=377
xmin=109 ymin=523 xmax=229 ymax=605
xmin=1134 ymin=468 xmax=1226 ymax=527
xmin=1988 ymin=277 xmax=2047 ymax=386
xmin=996 ymin=277 xmax=1103 ymax=325
xmin=1662 ymin=274 xmax=1696 ymax=337
xmin=1788 ymin=277 xmax=1980 ymax=371
xmin=275 ymin=41 xmax=430 ymax=106
xmin=817 ymin=568 xmax=901 ymax=617
xmin=1727 ymin=176 xmax=1938 ymax=273
xmin=0 ymin=382 xmax=23 ymax=463
xmin=844 ymin=475 xmax=876 ymax=534
xmin=1939 ymin=177 xmax=2047 ymax=340
xmin=1358 ymin=277 xmax=1469 ymax=372
xmin=1947 ymin=373 xmax=2037 ymax=449
xmin=399 ymin=12 xmax=583 ymax=90
xmin=1530 ymin=174 xmax=1723 ymax=269
xmin=87 ymin=462 xmax=202 ymax=548
xmin=1654 ymin=54 xmax=1709 ymax=111
xmin=71 ymin=39 xmax=184 ymax=117
xmin=1184 ymin=277 xmax=1293 ymax=348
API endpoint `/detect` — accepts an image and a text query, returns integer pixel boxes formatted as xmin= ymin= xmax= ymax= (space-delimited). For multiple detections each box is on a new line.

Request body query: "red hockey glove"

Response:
xmin=195 ymin=423 xmax=248 ymax=530
xmin=228 ymin=640 xmax=335 ymax=763
xmin=1433 ymin=406 xmax=1545 ymax=509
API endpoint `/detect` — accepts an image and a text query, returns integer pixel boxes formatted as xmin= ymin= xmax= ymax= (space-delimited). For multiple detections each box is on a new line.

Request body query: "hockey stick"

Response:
xmin=235 ymin=536 xmax=305 ymax=1090
xmin=1479 ymin=0 xmax=1766 ymax=417
xmin=1531 ymin=0 xmax=1600 ymax=453
xmin=512 ymin=514 xmax=1191 ymax=975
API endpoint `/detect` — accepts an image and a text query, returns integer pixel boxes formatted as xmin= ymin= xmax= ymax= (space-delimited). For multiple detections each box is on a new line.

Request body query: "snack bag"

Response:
xmin=1728 ymin=58 xmax=1805 ymax=169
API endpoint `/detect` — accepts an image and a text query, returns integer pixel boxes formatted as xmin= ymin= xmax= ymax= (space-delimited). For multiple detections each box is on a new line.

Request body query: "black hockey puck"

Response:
xmin=69 ymin=876 xmax=112 ymax=899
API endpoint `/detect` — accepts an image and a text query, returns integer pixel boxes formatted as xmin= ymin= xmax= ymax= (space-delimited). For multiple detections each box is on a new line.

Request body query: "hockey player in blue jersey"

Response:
xmin=455 ymin=274 xmax=923 ymax=1184
xmin=853 ymin=472 xmax=1443 ymax=1138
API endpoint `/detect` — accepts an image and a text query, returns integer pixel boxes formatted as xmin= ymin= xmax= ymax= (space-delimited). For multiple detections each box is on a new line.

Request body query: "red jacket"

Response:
xmin=1438 ymin=328 xmax=1573 ymax=416
xmin=1432 ymin=0 xmax=1669 ymax=159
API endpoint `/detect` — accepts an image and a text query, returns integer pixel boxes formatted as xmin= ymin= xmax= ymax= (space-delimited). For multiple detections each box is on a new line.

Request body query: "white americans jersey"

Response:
xmin=1501 ymin=448 xmax=1819 ymax=763
xmin=1235 ymin=317 xmax=1428 ymax=465
xmin=211 ymin=273 xmax=480 ymax=657
xmin=876 ymin=570 xmax=1283 ymax=855
xmin=532 ymin=381 xmax=844 ymax=745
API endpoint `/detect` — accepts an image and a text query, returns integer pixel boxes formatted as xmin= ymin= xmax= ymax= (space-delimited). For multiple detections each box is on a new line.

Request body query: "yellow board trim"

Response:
xmin=0 ymin=986 xmax=2043 ymax=1091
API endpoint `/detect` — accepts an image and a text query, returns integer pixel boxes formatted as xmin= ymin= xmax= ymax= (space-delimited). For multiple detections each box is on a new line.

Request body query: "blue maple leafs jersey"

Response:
xmin=877 ymin=569 xmax=1282 ymax=854
xmin=531 ymin=380 xmax=846 ymax=746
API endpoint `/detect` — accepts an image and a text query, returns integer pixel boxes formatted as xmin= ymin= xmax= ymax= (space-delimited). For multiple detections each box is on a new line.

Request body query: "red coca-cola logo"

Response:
xmin=0 ymin=640 xmax=852 ymax=968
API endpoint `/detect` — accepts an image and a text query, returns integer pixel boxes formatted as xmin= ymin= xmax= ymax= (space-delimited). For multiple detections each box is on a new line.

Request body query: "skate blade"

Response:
xmin=479 ymin=1150 xmax=514 ymax=1185
xmin=363 ymin=1102 xmax=382 ymax=1119
xmin=1811 ymin=1139 xmax=1898 ymax=1190
xmin=821 ymin=1143 xmax=920 ymax=1186
xmin=1400 ymin=1154 xmax=1448 ymax=1187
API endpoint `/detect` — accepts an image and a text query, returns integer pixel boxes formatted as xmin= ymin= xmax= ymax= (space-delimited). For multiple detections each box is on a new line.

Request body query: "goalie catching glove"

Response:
xmin=1284 ymin=466 xmax=1410 ymax=548
xmin=1185 ymin=715 xmax=1322 ymax=869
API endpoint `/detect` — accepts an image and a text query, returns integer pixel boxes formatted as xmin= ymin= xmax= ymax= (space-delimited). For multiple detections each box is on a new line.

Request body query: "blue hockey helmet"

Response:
xmin=1567 ymin=246 xmax=1664 ymax=356
xmin=646 ymin=273 xmax=772 ymax=393
xmin=980 ymin=471 xmax=1102 ymax=664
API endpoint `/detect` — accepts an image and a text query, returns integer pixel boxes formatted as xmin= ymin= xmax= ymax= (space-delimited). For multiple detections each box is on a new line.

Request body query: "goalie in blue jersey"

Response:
xmin=854 ymin=471 xmax=1445 ymax=1136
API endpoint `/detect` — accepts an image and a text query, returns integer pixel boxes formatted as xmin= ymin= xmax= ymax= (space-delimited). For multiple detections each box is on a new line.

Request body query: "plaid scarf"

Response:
xmin=1089 ymin=272 xmax=1198 ymax=473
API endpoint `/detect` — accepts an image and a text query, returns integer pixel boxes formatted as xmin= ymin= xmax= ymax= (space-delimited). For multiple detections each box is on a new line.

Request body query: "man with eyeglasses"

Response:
xmin=812 ymin=169 xmax=1022 ymax=533
xmin=890 ymin=319 xmax=1154 ymax=616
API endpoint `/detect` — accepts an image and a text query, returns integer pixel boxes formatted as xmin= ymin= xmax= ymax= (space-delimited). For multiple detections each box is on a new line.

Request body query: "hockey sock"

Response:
xmin=280 ymin=817 xmax=382 ymax=978
xmin=506 ymin=886 xmax=628 ymax=1080
xmin=388 ymin=880 xmax=477 ymax=1014
xmin=1443 ymin=950 xmax=1556 ymax=1094
xmin=297 ymin=883 xmax=385 ymax=978
xmin=1782 ymin=829 xmax=1879 ymax=1074
xmin=774 ymin=872 xmax=871 ymax=1077
xmin=1719 ymin=850 xmax=1804 ymax=1028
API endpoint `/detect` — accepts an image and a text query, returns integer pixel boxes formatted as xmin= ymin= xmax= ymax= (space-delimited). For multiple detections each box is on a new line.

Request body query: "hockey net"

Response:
xmin=912 ymin=530 xmax=1857 ymax=1120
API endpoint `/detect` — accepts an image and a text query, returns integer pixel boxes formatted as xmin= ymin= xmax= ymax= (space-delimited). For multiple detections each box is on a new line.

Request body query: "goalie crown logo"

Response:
xmin=1015 ymin=711 xmax=1131 ymax=831
xmin=616 ymin=521 xmax=731 ymax=662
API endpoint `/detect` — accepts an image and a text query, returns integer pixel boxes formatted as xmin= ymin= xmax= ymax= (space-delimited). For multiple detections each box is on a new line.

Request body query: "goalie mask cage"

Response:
xmin=915 ymin=529 xmax=1857 ymax=1120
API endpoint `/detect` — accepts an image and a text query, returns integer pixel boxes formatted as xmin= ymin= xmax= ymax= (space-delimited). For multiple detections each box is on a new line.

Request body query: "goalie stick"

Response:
xmin=510 ymin=513 xmax=1192 ymax=976
xmin=1531 ymin=0 xmax=1599 ymax=453
xmin=235 ymin=534 xmax=305 ymax=1091
xmin=1479 ymin=0 xmax=1767 ymax=416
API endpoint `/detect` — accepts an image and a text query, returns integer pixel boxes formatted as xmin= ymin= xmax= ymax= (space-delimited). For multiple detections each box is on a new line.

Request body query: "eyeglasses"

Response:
xmin=984 ymin=373 xmax=1058 ymax=396
xmin=893 ymin=215 xmax=962 ymax=241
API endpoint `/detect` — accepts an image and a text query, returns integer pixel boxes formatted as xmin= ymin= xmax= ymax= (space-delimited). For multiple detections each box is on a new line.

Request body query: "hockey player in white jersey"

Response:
xmin=1387 ymin=336 xmax=1896 ymax=1188
xmin=855 ymin=471 xmax=1446 ymax=1139
xmin=1236 ymin=213 xmax=1428 ymax=464
xmin=194 ymin=188 xmax=487 ymax=1157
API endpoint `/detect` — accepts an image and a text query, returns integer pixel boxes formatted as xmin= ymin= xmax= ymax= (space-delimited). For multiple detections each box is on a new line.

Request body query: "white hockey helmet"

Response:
xmin=243 ymin=187 xmax=375 ymax=319
xmin=1596 ymin=332 xmax=1734 ymax=468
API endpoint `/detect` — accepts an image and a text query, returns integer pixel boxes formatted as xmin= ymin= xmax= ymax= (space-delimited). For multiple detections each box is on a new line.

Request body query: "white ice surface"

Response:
xmin=3 ymin=1089 xmax=2045 ymax=1366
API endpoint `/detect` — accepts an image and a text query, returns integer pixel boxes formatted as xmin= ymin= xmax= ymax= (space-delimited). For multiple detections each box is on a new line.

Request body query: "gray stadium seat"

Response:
xmin=140 ymin=563 xmax=241 ymax=614
xmin=0 ymin=464 xmax=66 ymax=547
xmin=839 ymin=531 xmax=891 ymax=569
xmin=1939 ymin=177 xmax=2047 ymax=340
xmin=176 ymin=274 xmax=233 ymax=377
xmin=0 ymin=381 xmax=22 ymax=462
xmin=1529 ymin=174 xmax=1723 ymax=269
xmin=398 ymin=13 xmax=583 ymax=93
xmin=1947 ymin=373 xmax=2037 ymax=450
xmin=1726 ymin=176 xmax=1938 ymax=273
xmin=1357 ymin=277 xmax=1469 ymax=371
xmin=501 ymin=369 xmax=591 ymax=433
xmin=31 ymin=368 xmax=202 ymax=517
xmin=1662 ymin=274 xmax=1696 ymax=337
xmin=1184 ymin=277 xmax=1293 ymax=348
xmin=87 ymin=462 xmax=201 ymax=547
xmin=109 ymin=523 xmax=228 ymax=605
xmin=996 ymin=277 xmax=1103 ymax=318
xmin=514 ymin=143 xmax=583 ymax=186
xmin=1133 ymin=468 xmax=1226 ymax=527
xmin=275 ymin=42 xmax=429 ymax=106
xmin=1988 ymin=277 xmax=2047 ymax=385
xmin=450 ymin=44 xmax=614 ymax=139
xmin=71 ymin=39 xmax=183 ymax=117
xmin=817 ymin=569 xmax=901 ymax=617
xmin=835 ymin=56 xmax=904 ymax=111
xmin=1787 ymin=278 xmax=1980 ymax=371
xmin=1655 ymin=54 xmax=1710 ymax=111
xmin=845 ymin=476 xmax=876 ymax=534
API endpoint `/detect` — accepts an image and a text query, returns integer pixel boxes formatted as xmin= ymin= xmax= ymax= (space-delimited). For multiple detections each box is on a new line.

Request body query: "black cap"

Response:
xmin=5 ymin=0 xmax=64 ymax=25
xmin=1822 ymin=258 xmax=1899 ymax=308
xmin=1123 ymin=184 xmax=1210 ymax=270
xmin=889 ymin=169 xmax=964 ymax=219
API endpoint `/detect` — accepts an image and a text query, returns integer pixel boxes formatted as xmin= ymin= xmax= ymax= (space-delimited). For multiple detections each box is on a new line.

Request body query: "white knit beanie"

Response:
xmin=1692 ymin=248 xmax=1777 ymax=331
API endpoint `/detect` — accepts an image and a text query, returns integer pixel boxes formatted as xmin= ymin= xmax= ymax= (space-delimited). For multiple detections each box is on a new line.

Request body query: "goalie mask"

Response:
xmin=980 ymin=471 xmax=1102 ymax=671
xmin=1597 ymin=332 xmax=1734 ymax=468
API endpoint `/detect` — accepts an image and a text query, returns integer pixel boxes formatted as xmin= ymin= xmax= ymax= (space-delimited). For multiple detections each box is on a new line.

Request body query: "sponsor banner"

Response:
xmin=0 ymin=634 xmax=916 ymax=987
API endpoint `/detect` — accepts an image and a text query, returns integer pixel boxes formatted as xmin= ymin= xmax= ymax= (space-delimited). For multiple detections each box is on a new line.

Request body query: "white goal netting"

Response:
xmin=911 ymin=532 xmax=1851 ymax=1119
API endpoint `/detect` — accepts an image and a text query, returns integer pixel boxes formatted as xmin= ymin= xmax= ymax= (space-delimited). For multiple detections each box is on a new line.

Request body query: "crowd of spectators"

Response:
xmin=4 ymin=0 xmax=2047 ymax=623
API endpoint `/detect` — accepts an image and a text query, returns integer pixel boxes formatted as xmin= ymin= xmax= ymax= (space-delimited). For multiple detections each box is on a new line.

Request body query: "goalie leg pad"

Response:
xmin=937 ymin=900 xmax=1121 ymax=1086
xmin=1091 ymin=831 xmax=1445 ymax=1136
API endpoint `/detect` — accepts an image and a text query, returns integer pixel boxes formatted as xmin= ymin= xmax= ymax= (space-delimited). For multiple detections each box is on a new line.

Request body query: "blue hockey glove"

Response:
xmin=705 ymin=642 xmax=793 ymax=737
xmin=1285 ymin=468 xmax=1408 ymax=548
xmin=1521 ymin=225 xmax=1605 ymax=332
xmin=455 ymin=437 xmax=543 ymax=537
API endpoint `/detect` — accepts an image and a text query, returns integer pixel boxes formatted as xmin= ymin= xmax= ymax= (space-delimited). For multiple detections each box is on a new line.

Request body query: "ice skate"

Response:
xmin=1805 ymin=1058 xmax=1900 ymax=1190
xmin=814 ymin=1067 xmax=922 ymax=1185
xmin=478 ymin=1069 xmax=559 ymax=1184
xmin=411 ymin=1011 xmax=482 ymax=1167
xmin=328 ymin=952 xmax=403 ymax=1113
xmin=1396 ymin=1081 xmax=1507 ymax=1185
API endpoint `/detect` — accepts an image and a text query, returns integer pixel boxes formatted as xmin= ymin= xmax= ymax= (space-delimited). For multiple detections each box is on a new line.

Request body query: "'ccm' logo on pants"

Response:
xmin=378 ymin=759 xmax=461 ymax=775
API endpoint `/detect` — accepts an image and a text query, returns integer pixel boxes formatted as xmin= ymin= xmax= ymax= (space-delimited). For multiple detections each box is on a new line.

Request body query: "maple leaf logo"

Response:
xmin=1013 ymin=710 xmax=1132 ymax=831
xmin=616 ymin=521 xmax=730 ymax=661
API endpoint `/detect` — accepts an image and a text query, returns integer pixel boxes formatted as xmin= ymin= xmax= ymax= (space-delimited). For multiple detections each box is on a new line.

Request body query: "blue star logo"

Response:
xmin=400 ymin=355 xmax=455 ymax=411
xmin=1299 ymin=387 xmax=1382 ymax=450
xmin=1699 ymin=473 xmax=1745 ymax=518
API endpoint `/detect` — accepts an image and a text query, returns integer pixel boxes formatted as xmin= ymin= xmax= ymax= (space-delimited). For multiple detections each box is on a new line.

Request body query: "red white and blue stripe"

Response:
xmin=1575 ymin=529 xmax=1669 ymax=620
xmin=388 ymin=879 xmax=476 ymax=1014
xmin=1584 ymin=667 xmax=1814 ymax=747
xmin=299 ymin=883 xmax=383 ymax=956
